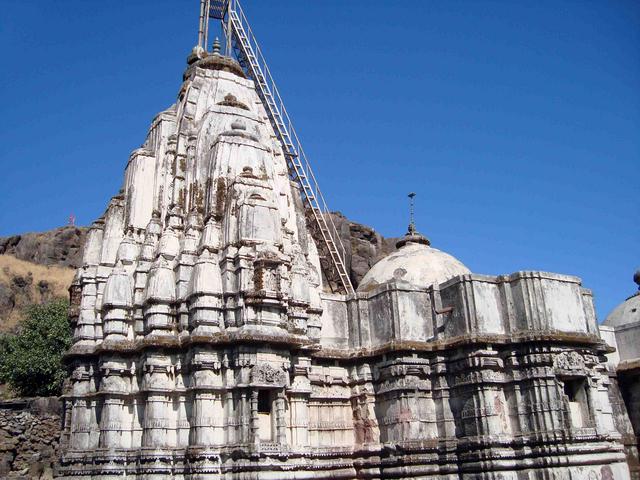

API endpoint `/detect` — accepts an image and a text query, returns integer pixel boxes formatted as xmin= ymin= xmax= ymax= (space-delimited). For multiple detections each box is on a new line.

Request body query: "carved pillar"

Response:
xmin=69 ymin=398 xmax=91 ymax=449
xmin=68 ymin=364 xmax=98 ymax=450
xmin=423 ymin=392 xmax=437 ymax=440
xmin=99 ymin=396 xmax=124 ymax=448
xmin=241 ymin=391 xmax=250 ymax=443
xmin=191 ymin=391 xmax=219 ymax=445
xmin=142 ymin=393 xmax=170 ymax=447
xmin=593 ymin=373 xmax=617 ymax=434
xmin=225 ymin=391 xmax=236 ymax=444
xmin=276 ymin=390 xmax=287 ymax=445
xmin=289 ymin=395 xmax=309 ymax=447
xmin=60 ymin=398 xmax=73 ymax=449
xmin=130 ymin=395 xmax=143 ymax=448
xmin=176 ymin=393 xmax=190 ymax=447
xmin=289 ymin=359 xmax=311 ymax=447
xmin=251 ymin=390 xmax=259 ymax=446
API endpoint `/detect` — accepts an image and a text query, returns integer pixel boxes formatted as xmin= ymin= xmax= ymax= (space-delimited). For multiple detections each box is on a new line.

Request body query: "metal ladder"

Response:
xmin=209 ymin=0 xmax=355 ymax=296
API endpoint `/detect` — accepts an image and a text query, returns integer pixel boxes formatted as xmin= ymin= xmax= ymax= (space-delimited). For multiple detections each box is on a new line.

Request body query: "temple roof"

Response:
xmin=357 ymin=233 xmax=470 ymax=293
xmin=603 ymin=269 xmax=640 ymax=327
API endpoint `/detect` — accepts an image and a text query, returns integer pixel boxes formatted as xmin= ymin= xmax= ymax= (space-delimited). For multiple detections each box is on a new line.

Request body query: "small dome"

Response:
xmin=603 ymin=270 xmax=640 ymax=327
xmin=357 ymin=235 xmax=470 ymax=293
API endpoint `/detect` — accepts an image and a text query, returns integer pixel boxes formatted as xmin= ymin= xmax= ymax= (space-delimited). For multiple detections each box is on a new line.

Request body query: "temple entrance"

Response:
xmin=257 ymin=390 xmax=274 ymax=441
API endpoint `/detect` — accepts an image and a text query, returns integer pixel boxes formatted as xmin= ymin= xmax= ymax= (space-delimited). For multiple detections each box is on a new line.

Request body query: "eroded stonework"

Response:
xmin=58 ymin=48 xmax=631 ymax=479
xmin=601 ymin=273 xmax=640 ymax=480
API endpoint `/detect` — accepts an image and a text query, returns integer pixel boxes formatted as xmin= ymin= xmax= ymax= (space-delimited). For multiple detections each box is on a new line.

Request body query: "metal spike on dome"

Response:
xmin=397 ymin=192 xmax=430 ymax=248
xmin=408 ymin=192 xmax=417 ymax=235
xmin=212 ymin=37 xmax=221 ymax=54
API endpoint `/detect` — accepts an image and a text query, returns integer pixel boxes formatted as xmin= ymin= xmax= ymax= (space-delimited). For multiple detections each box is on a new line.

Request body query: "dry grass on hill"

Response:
xmin=0 ymin=254 xmax=75 ymax=332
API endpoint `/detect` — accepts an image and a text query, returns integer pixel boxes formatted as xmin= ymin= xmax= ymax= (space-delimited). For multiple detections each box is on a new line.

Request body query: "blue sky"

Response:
xmin=0 ymin=0 xmax=638 ymax=320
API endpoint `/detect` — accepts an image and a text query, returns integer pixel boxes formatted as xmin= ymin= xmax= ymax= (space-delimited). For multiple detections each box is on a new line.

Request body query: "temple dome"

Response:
xmin=603 ymin=269 xmax=640 ymax=327
xmin=357 ymin=233 xmax=470 ymax=293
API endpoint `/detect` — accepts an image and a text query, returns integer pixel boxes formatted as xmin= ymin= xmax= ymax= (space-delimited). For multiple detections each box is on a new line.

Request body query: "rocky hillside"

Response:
xmin=0 ymin=227 xmax=87 ymax=269
xmin=0 ymin=217 xmax=395 ymax=331
xmin=0 ymin=227 xmax=85 ymax=332
xmin=0 ymin=256 xmax=75 ymax=333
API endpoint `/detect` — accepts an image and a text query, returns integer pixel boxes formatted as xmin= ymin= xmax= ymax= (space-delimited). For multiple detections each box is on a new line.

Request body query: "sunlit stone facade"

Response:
xmin=59 ymin=46 xmax=631 ymax=479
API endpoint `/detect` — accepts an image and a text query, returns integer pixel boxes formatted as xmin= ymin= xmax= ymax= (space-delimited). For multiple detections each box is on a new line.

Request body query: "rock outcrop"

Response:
xmin=0 ymin=227 xmax=87 ymax=269
xmin=329 ymin=213 xmax=397 ymax=286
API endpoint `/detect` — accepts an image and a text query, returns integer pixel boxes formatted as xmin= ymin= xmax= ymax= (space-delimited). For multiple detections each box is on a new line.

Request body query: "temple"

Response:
xmin=58 ymin=2 xmax=634 ymax=479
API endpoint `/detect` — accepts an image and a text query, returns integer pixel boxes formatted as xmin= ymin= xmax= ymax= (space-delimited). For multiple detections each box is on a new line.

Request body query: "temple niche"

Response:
xmin=58 ymin=5 xmax=635 ymax=480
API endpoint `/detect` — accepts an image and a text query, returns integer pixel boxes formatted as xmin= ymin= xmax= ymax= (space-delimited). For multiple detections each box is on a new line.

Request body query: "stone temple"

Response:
xmin=58 ymin=2 xmax=635 ymax=479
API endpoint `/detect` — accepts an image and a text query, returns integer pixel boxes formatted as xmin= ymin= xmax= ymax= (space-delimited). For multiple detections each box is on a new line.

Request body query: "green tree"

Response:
xmin=0 ymin=299 xmax=72 ymax=397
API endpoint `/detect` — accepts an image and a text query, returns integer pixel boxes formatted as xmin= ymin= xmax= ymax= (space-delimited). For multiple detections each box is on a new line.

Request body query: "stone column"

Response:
xmin=594 ymin=374 xmax=617 ymax=434
xmin=191 ymin=391 xmax=216 ymax=445
xmin=99 ymin=396 xmax=124 ymax=448
xmin=275 ymin=390 xmax=287 ymax=445
xmin=142 ymin=393 xmax=170 ymax=447
xmin=69 ymin=398 xmax=92 ymax=449
xmin=130 ymin=395 xmax=143 ymax=448
xmin=225 ymin=391 xmax=236 ymax=444
xmin=250 ymin=390 xmax=259 ymax=446
xmin=288 ymin=394 xmax=309 ymax=447
xmin=241 ymin=391 xmax=250 ymax=443
xmin=434 ymin=373 xmax=456 ymax=438
xmin=60 ymin=398 xmax=73 ymax=449
xmin=176 ymin=393 xmax=190 ymax=447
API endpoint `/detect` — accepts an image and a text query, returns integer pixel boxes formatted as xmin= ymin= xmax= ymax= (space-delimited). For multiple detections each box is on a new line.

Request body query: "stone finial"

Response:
xmin=396 ymin=192 xmax=430 ymax=248
xmin=212 ymin=37 xmax=221 ymax=55
xmin=634 ymin=268 xmax=640 ymax=290
xmin=407 ymin=192 xmax=417 ymax=235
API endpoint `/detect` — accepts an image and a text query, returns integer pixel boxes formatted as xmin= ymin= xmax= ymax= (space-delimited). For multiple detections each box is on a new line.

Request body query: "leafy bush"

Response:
xmin=0 ymin=299 xmax=72 ymax=397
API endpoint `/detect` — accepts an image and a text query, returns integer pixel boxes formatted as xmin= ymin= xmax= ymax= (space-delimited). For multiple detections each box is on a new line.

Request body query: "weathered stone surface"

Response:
xmin=0 ymin=398 xmax=61 ymax=480
xmin=0 ymin=227 xmax=87 ymax=269
xmin=602 ymin=272 xmax=640 ymax=480
xmin=0 ymin=219 xmax=392 ymax=296
xmin=328 ymin=212 xmax=397 ymax=286
xmin=54 ymin=43 xmax=632 ymax=480
xmin=357 ymin=234 xmax=469 ymax=293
